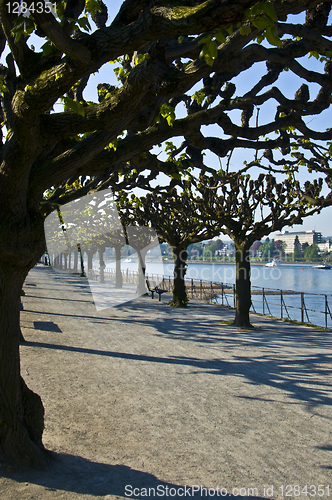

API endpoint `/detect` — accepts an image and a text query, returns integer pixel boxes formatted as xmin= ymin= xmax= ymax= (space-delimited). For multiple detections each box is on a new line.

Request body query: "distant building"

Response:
xmin=318 ymin=241 xmax=332 ymax=253
xmin=215 ymin=242 xmax=234 ymax=257
xmin=275 ymin=230 xmax=322 ymax=254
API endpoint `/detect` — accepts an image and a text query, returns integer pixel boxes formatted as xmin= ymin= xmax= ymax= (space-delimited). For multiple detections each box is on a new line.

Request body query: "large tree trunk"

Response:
xmin=233 ymin=242 xmax=252 ymax=327
xmin=72 ymin=248 xmax=78 ymax=272
xmin=114 ymin=245 xmax=123 ymax=289
xmin=78 ymin=244 xmax=85 ymax=277
xmin=136 ymin=250 xmax=146 ymax=295
xmin=0 ymin=260 xmax=48 ymax=469
xmin=63 ymin=253 xmax=67 ymax=271
xmin=170 ymin=246 xmax=188 ymax=307
xmin=87 ymin=250 xmax=93 ymax=274
xmin=98 ymin=248 xmax=105 ymax=283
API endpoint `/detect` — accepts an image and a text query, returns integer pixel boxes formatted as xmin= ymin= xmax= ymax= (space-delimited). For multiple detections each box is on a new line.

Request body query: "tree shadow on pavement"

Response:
xmin=24 ymin=339 xmax=332 ymax=413
xmin=1 ymin=452 xmax=270 ymax=499
xmin=23 ymin=266 xmax=332 ymax=415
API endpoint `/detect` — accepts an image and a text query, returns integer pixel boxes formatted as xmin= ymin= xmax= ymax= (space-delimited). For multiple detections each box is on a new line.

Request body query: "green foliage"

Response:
xmin=105 ymin=139 xmax=118 ymax=151
xmin=260 ymin=239 xmax=275 ymax=259
xmin=11 ymin=16 xmax=36 ymax=43
xmin=308 ymin=49 xmax=332 ymax=63
xmin=203 ymin=239 xmax=224 ymax=260
xmin=0 ymin=76 xmax=8 ymax=96
xmin=67 ymin=16 xmax=92 ymax=32
xmin=165 ymin=141 xmax=176 ymax=153
xmin=198 ymin=35 xmax=218 ymax=66
xmin=98 ymin=87 xmax=112 ymax=99
xmin=214 ymin=31 xmax=226 ymax=43
xmin=41 ymin=41 xmax=58 ymax=57
xmin=192 ymin=91 xmax=206 ymax=106
xmin=160 ymin=104 xmax=176 ymax=127
xmin=85 ymin=0 xmax=102 ymax=16
xmin=243 ymin=1 xmax=281 ymax=48
xmin=163 ymin=141 xmax=192 ymax=176
xmin=114 ymin=67 xmax=125 ymax=80
xmin=135 ymin=53 xmax=150 ymax=66
xmin=303 ymin=244 xmax=319 ymax=260
xmin=240 ymin=25 xmax=251 ymax=36
xmin=197 ymin=1 xmax=281 ymax=67
xmin=113 ymin=65 xmax=130 ymax=81
xmin=265 ymin=25 xmax=281 ymax=48
xmin=293 ymin=235 xmax=302 ymax=258
xmin=61 ymin=97 xmax=85 ymax=117
xmin=309 ymin=50 xmax=320 ymax=60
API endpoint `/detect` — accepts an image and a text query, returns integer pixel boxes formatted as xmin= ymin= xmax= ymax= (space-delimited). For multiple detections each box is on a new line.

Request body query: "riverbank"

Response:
xmin=109 ymin=257 xmax=331 ymax=269
xmin=152 ymin=260 xmax=325 ymax=266
xmin=1 ymin=264 xmax=332 ymax=499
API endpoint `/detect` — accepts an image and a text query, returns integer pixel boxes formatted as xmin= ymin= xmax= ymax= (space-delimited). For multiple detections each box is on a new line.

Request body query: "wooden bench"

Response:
xmin=88 ymin=269 xmax=100 ymax=281
xmin=146 ymin=279 xmax=167 ymax=301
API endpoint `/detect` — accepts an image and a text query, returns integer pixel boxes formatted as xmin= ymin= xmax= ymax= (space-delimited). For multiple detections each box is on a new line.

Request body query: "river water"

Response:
xmin=105 ymin=260 xmax=332 ymax=294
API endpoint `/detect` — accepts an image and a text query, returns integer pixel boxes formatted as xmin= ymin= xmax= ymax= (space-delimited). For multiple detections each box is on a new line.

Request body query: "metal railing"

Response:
xmin=102 ymin=268 xmax=332 ymax=330
xmin=249 ymin=285 xmax=332 ymax=330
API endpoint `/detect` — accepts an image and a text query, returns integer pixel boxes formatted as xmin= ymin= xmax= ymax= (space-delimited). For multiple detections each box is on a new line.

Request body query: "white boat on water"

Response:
xmin=265 ymin=260 xmax=278 ymax=267
xmin=313 ymin=263 xmax=332 ymax=269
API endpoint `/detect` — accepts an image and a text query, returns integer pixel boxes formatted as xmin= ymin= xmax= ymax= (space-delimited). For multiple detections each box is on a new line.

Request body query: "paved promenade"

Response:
xmin=1 ymin=264 xmax=332 ymax=500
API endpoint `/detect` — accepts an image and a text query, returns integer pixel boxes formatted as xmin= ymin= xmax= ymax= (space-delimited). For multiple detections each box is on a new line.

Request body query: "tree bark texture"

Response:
xmin=0 ymin=184 xmax=50 ymax=468
xmin=114 ymin=245 xmax=123 ymax=289
xmin=87 ymin=251 xmax=93 ymax=273
xmin=170 ymin=247 xmax=188 ymax=307
xmin=136 ymin=251 xmax=146 ymax=295
xmin=233 ymin=243 xmax=252 ymax=327
xmin=73 ymin=249 xmax=78 ymax=273
xmin=0 ymin=265 xmax=48 ymax=469
xmin=98 ymin=248 xmax=105 ymax=283
xmin=78 ymin=245 xmax=85 ymax=277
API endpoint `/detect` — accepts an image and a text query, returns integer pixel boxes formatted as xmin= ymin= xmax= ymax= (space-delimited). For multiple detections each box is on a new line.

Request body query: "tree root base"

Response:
xmin=231 ymin=320 xmax=254 ymax=329
xmin=168 ymin=300 xmax=188 ymax=308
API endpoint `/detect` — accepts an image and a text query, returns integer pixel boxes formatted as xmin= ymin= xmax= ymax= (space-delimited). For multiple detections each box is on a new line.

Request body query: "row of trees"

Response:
xmin=117 ymin=165 xmax=327 ymax=322
xmin=294 ymin=239 xmax=320 ymax=259
xmin=1 ymin=0 xmax=332 ymax=469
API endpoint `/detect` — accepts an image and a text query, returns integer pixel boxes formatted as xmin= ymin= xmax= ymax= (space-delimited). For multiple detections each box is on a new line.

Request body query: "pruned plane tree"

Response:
xmin=118 ymin=188 xmax=222 ymax=307
xmin=0 ymin=0 xmax=331 ymax=469
xmin=190 ymin=167 xmax=327 ymax=327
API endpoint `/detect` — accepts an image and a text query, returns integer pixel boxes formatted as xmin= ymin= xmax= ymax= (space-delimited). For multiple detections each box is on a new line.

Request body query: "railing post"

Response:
xmin=262 ymin=288 xmax=265 ymax=316
xmin=301 ymin=292 xmax=304 ymax=324
xmin=280 ymin=289 xmax=283 ymax=320
xmin=200 ymin=280 xmax=202 ymax=300
xmin=191 ymin=278 xmax=194 ymax=298
xmin=221 ymin=283 xmax=224 ymax=306
xmin=326 ymin=294 xmax=328 ymax=330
